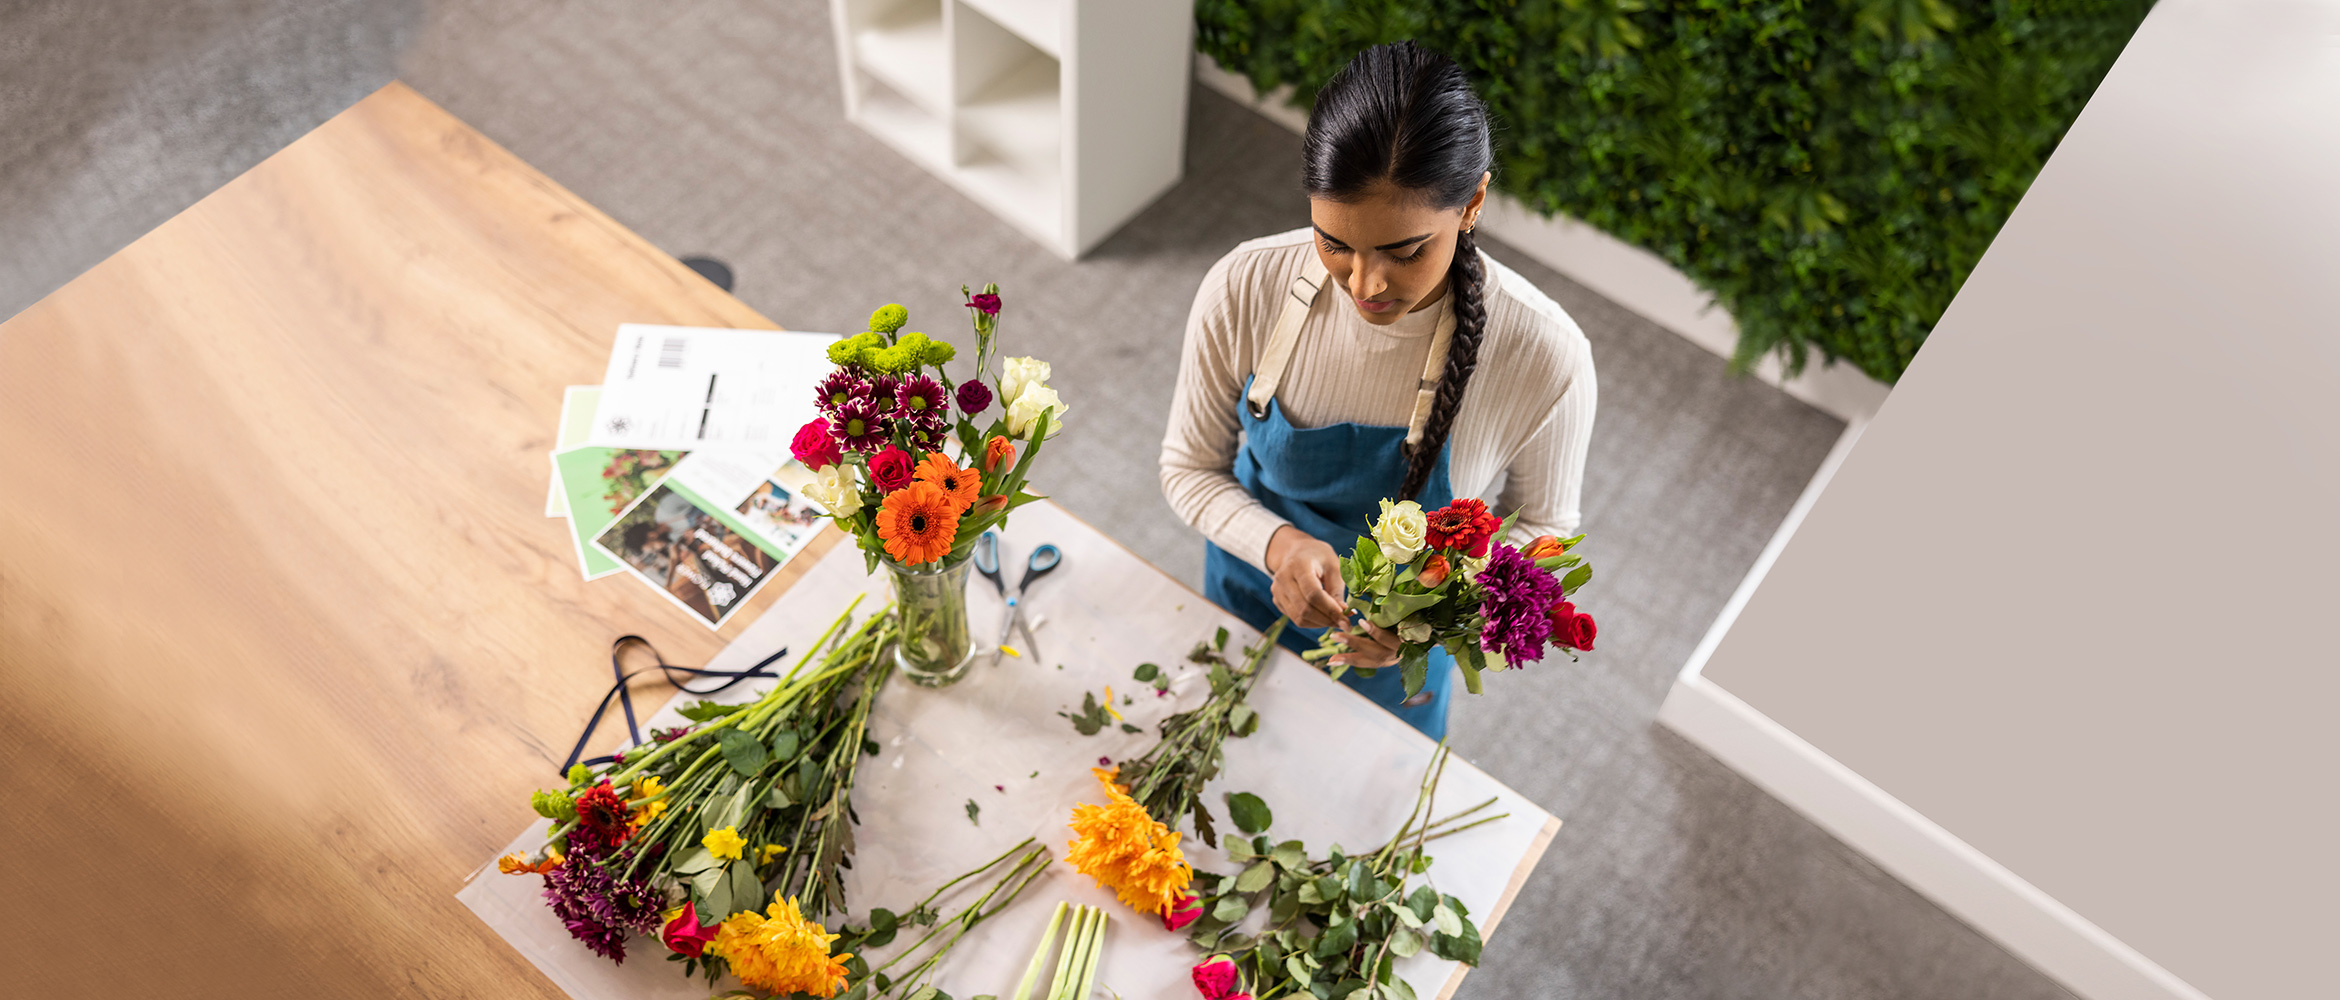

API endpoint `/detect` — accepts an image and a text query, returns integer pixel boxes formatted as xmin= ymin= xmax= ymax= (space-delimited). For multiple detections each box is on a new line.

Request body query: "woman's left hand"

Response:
xmin=1329 ymin=619 xmax=1402 ymax=669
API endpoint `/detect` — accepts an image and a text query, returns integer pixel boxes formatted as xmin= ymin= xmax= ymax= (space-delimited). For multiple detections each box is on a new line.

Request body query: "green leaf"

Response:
xmin=1386 ymin=973 xmax=1419 ymax=1000
xmin=1229 ymin=703 xmax=1259 ymax=737
xmin=727 ymin=859 xmax=765 ymax=915
xmin=1288 ymin=954 xmax=1315 ymax=988
xmin=1560 ymin=563 xmax=1592 ymax=594
xmin=1432 ymin=903 xmax=1464 ymax=937
xmin=1214 ymin=626 xmax=1230 ymax=651
xmin=769 ymin=729 xmax=800 ymax=762
xmin=1119 ymin=722 xmax=1142 ymax=733
xmin=1400 ymin=653 xmax=1428 ymax=699
xmin=1134 ymin=662 xmax=1159 ymax=681
xmin=1225 ymin=791 xmax=1274 ymax=834
xmin=1391 ymin=902 xmax=1424 ymax=929
xmin=1212 ymin=894 xmax=1250 ymax=923
xmin=1407 ymin=885 xmax=1439 ymax=922
xmin=965 ymin=798 xmax=981 ymax=825
xmin=1273 ymin=840 xmax=1307 ymax=869
xmin=676 ymin=847 xmax=721 ymax=874
xmin=677 ymin=700 xmax=748 ymax=722
xmin=1428 ymin=915 xmax=1483 ymax=965
xmin=1236 ymin=861 xmax=1276 ymax=893
xmin=1390 ymin=929 xmax=1424 ymax=958
xmin=718 ymin=728 xmax=768 ymax=777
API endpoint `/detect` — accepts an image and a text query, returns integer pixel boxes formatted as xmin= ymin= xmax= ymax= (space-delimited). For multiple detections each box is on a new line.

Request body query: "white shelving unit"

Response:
xmin=831 ymin=0 xmax=1194 ymax=258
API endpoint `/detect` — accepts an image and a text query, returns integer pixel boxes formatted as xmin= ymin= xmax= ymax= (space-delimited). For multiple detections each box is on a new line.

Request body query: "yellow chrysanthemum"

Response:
xmin=629 ymin=776 xmax=668 ymax=829
xmin=759 ymin=843 xmax=787 ymax=865
xmin=1065 ymin=768 xmax=1191 ymax=915
xmin=708 ymin=894 xmax=854 ymax=998
xmin=704 ymin=826 xmax=747 ymax=861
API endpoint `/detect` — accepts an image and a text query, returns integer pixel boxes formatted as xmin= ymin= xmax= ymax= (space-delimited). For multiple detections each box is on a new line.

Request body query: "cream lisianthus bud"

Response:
xmin=803 ymin=463 xmax=863 ymax=516
xmin=1006 ymin=384 xmax=1068 ymax=439
xmin=1000 ymin=356 xmax=1051 ymax=407
xmin=1374 ymin=498 xmax=1427 ymax=563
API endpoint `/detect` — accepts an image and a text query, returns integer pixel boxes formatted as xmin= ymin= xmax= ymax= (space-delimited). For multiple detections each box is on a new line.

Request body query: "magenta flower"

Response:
xmin=895 ymin=374 xmax=948 ymax=422
xmin=967 ymin=292 xmax=1002 ymax=315
xmin=542 ymin=844 xmax=663 ymax=963
xmin=812 ymin=369 xmax=865 ymax=418
xmin=833 ymin=396 xmax=889 ymax=453
xmin=956 ymin=379 xmax=993 ymax=414
xmin=1475 ymin=543 xmax=1566 ymax=664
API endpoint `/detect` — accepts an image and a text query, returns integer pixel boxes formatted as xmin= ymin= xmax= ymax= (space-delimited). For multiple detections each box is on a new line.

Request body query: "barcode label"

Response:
xmin=658 ymin=336 xmax=688 ymax=369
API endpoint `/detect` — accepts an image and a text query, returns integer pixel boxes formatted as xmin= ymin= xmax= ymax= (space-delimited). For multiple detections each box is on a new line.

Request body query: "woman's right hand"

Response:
xmin=1265 ymin=525 xmax=1350 ymax=629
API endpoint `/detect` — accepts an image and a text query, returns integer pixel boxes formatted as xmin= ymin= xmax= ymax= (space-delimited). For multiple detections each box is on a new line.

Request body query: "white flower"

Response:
xmin=1000 ymin=356 xmax=1051 ymax=407
xmin=1005 ymin=383 xmax=1068 ymax=439
xmin=802 ymin=463 xmax=863 ymax=516
xmin=1374 ymin=498 xmax=1427 ymax=563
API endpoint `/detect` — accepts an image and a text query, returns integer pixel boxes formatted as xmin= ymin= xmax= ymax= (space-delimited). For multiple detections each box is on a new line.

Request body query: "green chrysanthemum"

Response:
xmin=868 ymin=303 xmax=908 ymax=334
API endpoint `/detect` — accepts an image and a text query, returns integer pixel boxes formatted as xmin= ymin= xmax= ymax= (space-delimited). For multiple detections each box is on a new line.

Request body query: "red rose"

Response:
xmin=790 ymin=418 xmax=842 ymax=471
xmin=1424 ymin=498 xmax=1499 ymax=558
xmin=1163 ymin=894 xmax=1203 ymax=932
xmin=1548 ymin=601 xmax=1598 ymax=651
xmin=1192 ymin=957 xmax=1244 ymax=1000
xmin=1418 ymin=553 xmax=1451 ymax=588
xmin=868 ymin=447 xmax=914 ymax=492
xmin=660 ymin=901 xmax=718 ymax=957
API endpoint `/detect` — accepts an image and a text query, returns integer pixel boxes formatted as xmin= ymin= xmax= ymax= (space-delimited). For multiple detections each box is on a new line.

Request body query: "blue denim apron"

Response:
xmin=1201 ymin=256 xmax=1461 ymax=740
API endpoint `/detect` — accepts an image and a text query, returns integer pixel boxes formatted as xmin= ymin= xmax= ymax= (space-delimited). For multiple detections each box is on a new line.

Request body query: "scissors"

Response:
xmin=973 ymin=531 xmax=1062 ymax=665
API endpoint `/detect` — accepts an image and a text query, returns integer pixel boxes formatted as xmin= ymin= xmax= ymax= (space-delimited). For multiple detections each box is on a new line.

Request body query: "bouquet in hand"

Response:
xmin=1306 ymin=498 xmax=1598 ymax=697
xmin=791 ymin=286 xmax=1065 ymax=571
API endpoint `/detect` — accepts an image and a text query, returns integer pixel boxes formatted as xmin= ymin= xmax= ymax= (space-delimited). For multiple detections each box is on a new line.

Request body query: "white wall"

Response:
xmin=1663 ymin=1 xmax=2340 ymax=998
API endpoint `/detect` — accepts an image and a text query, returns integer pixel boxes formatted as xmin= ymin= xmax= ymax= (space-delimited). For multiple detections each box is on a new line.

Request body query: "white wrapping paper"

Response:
xmin=459 ymin=501 xmax=1558 ymax=1000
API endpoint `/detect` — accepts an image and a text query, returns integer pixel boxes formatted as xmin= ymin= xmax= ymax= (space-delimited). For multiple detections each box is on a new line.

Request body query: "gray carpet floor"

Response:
xmin=3 ymin=1 xmax=2071 ymax=997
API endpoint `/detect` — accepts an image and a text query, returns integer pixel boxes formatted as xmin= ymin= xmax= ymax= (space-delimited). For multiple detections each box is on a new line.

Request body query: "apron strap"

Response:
xmin=1242 ymin=248 xmax=1461 ymax=446
xmin=1246 ymin=254 xmax=1329 ymax=419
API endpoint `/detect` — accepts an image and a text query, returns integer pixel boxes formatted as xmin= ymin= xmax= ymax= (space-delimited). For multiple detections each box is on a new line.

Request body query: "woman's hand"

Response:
xmin=1329 ymin=619 xmax=1401 ymax=670
xmin=1265 ymin=525 xmax=1349 ymax=629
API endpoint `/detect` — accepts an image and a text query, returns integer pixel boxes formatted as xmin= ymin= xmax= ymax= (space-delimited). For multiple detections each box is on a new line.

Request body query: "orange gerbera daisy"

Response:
xmin=875 ymin=481 xmax=960 ymax=565
xmin=1065 ymin=768 xmax=1192 ymax=915
xmin=707 ymin=894 xmax=853 ymax=997
xmin=913 ymin=452 xmax=981 ymax=511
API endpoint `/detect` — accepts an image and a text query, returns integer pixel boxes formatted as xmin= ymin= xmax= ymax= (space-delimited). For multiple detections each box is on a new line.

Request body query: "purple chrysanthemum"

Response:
xmin=956 ymin=379 xmax=993 ymax=414
xmin=895 ymin=374 xmax=949 ymax=422
xmin=812 ymin=370 xmax=866 ymax=419
xmin=867 ymin=373 xmax=901 ymax=410
xmin=542 ymin=845 xmax=664 ymax=964
xmin=833 ymin=396 xmax=889 ymax=453
xmin=1474 ymin=543 xmax=1566 ymax=664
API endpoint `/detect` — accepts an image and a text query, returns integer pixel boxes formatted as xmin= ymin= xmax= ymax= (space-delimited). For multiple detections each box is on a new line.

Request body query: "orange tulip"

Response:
xmin=983 ymin=435 xmax=1015 ymax=473
xmin=1522 ymin=535 xmax=1569 ymax=561
xmin=1418 ymin=553 xmax=1452 ymax=588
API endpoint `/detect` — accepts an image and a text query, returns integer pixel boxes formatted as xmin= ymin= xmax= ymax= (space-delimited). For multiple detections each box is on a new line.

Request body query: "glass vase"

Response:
xmin=886 ymin=554 xmax=976 ymax=687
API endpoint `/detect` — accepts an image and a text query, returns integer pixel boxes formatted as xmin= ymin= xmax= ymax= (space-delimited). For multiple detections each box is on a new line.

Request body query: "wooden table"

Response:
xmin=0 ymin=81 xmax=824 ymax=998
xmin=0 ymin=81 xmax=1557 ymax=1000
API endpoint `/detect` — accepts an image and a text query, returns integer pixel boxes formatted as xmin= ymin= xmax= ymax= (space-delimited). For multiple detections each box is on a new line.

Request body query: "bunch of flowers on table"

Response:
xmin=1065 ymin=622 xmax=1286 ymax=927
xmin=1306 ymin=497 xmax=1599 ymax=697
xmin=1178 ymin=747 xmax=1500 ymax=1000
xmin=793 ymin=286 xmax=1065 ymax=572
xmin=500 ymin=604 xmax=893 ymax=994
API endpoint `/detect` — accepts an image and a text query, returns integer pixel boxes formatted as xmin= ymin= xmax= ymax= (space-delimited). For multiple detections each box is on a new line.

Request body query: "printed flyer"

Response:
xmin=553 ymin=446 xmax=685 ymax=580
xmin=590 ymin=451 xmax=822 ymax=628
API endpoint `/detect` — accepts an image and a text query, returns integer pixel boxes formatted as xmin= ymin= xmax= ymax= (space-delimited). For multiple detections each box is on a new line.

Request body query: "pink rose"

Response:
xmin=660 ymin=901 xmax=718 ymax=957
xmin=791 ymin=418 xmax=842 ymax=471
xmin=1163 ymin=894 xmax=1203 ymax=932
xmin=868 ymin=447 xmax=914 ymax=492
xmin=1192 ymin=957 xmax=1242 ymax=1000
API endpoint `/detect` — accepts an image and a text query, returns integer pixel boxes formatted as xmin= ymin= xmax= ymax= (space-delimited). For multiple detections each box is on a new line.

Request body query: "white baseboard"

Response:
xmin=1656 ymin=676 xmax=2210 ymax=1000
xmin=1193 ymin=55 xmax=1892 ymax=424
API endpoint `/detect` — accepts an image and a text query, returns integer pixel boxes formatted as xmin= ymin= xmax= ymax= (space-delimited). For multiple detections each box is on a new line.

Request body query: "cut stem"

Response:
xmin=1009 ymin=901 xmax=1069 ymax=1000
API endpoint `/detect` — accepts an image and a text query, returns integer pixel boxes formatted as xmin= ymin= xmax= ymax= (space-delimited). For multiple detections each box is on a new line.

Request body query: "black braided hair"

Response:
xmin=1300 ymin=41 xmax=1494 ymax=502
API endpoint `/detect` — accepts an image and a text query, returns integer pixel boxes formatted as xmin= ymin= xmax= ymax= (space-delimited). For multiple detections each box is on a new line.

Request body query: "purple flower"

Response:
xmin=833 ymin=396 xmax=889 ymax=453
xmin=895 ymin=374 xmax=949 ymax=422
xmin=967 ymin=292 xmax=1002 ymax=315
xmin=956 ymin=379 xmax=993 ymax=414
xmin=867 ymin=373 xmax=901 ymax=410
xmin=543 ymin=844 xmax=664 ymax=964
xmin=813 ymin=370 xmax=865 ymax=419
xmin=1474 ymin=543 xmax=1566 ymax=664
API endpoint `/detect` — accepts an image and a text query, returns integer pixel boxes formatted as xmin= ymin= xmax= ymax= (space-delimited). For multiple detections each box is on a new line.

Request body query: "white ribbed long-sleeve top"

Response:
xmin=1160 ymin=228 xmax=1599 ymax=573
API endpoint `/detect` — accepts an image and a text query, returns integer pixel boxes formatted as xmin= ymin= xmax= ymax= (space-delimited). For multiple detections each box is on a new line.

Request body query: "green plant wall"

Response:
xmin=1196 ymin=0 xmax=2153 ymax=383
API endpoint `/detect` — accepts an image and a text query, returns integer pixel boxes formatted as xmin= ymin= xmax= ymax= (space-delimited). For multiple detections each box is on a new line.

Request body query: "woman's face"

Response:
xmin=1309 ymin=174 xmax=1489 ymax=325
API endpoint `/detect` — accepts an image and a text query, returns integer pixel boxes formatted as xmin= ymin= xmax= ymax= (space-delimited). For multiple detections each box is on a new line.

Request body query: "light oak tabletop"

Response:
xmin=0 ymin=81 xmax=835 ymax=997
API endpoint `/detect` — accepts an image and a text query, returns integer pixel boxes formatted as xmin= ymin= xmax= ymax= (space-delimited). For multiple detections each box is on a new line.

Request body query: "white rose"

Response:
xmin=803 ymin=463 xmax=863 ymax=516
xmin=1005 ymin=383 xmax=1068 ymax=439
xmin=1000 ymin=356 xmax=1051 ymax=408
xmin=1374 ymin=498 xmax=1427 ymax=563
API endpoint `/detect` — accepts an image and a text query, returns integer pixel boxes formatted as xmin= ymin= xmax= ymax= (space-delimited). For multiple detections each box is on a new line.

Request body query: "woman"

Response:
xmin=1160 ymin=42 xmax=1597 ymax=740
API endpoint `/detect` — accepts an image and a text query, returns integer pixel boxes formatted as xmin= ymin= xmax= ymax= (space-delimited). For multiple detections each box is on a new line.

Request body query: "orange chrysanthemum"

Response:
xmin=913 ymin=452 xmax=981 ymax=511
xmin=875 ymin=481 xmax=961 ymax=565
xmin=1065 ymin=768 xmax=1192 ymax=915
xmin=707 ymin=894 xmax=853 ymax=998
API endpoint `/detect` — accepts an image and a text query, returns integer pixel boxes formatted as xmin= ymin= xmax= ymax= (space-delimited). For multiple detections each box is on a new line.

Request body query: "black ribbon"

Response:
xmin=560 ymin=635 xmax=789 ymax=776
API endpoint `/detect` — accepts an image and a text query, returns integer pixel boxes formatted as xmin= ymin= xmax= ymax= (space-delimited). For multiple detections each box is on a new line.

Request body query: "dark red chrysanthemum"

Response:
xmin=895 ymin=375 xmax=948 ymax=422
xmin=574 ymin=781 xmax=631 ymax=848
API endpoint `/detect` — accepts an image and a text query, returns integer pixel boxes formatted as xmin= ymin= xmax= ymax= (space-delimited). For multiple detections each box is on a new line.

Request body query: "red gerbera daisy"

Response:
xmin=1424 ymin=497 xmax=1500 ymax=558
xmin=573 ymin=781 xmax=632 ymax=849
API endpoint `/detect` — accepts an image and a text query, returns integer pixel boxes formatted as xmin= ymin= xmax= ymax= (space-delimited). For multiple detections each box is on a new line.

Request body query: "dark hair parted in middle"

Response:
xmin=1302 ymin=41 xmax=1495 ymax=503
